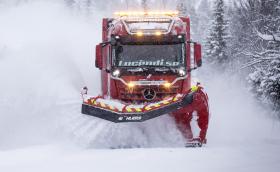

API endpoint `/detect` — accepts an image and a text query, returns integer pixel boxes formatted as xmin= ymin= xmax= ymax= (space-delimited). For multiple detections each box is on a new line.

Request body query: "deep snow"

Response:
xmin=0 ymin=1 xmax=280 ymax=172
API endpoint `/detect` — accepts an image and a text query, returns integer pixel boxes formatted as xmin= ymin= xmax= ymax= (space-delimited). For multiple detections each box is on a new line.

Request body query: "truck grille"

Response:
xmin=118 ymin=85 xmax=181 ymax=102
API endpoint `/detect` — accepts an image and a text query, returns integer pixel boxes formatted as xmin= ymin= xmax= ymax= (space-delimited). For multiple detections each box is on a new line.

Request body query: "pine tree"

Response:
xmin=188 ymin=4 xmax=199 ymax=41
xmin=176 ymin=0 xmax=187 ymax=16
xmin=176 ymin=0 xmax=197 ymax=17
xmin=197 ymin=0 xmax=211 ymax=45
xmin=141 ymin=0 xmax=148 ymax=12
xmin=161 ymin=0 xmax=167 ymax=9
xmin=206 ymin=0 xmax=229 ymax=67
xmin=176 ymin=0 xmax=199 ymax=41
xmin=64 ymin=0 xmax=75 ymax=7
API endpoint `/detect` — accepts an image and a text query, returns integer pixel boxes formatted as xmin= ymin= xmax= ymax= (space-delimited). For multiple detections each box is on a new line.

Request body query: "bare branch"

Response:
xmin=256 ymin=30 xmax=280 ymax=43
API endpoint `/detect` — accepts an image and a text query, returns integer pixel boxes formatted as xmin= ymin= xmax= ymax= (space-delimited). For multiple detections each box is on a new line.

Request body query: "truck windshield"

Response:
xmin=114 ymin=44 xmax=185 ymax=67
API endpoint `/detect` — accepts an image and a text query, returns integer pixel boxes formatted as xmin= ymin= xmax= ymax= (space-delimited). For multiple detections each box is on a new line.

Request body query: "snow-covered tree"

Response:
xmin=141 ymin=0 xmax=149 ymax=12
xmin=176 ymin=0 xmax=199 ymax=41
xmin=176 ymin=0 xmax=197 ymax=18
xmin=196 ymin=0 xmax=211 ymax=45
xmin=0 ymin=0 xmax=29 ymax=6
xmin=160 ymin=0 xmax=167 ymax=9
xmin=243 ymin=0 xmax=280 ymax=114
xmin=65 ymin=0 xmax=134 ymax=14
xmin=64 ymin=0 xmax=75 ymax=7
xmin=206 ymin=0 xmax=229 ymax=67
xmin=64 ymin=0 xmax=95 ymax=15
xmin=176 ymin=0 xmax=187 ymax=16
xmin=226 ymin=0 xmax=280 ymax=115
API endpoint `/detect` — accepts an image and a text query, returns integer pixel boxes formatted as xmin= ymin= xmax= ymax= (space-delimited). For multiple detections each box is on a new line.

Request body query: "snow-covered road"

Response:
xmin=0 ymin=1 xmax=279 ymax=172
xmin=1 ymin=144 xmax=280 ymax=172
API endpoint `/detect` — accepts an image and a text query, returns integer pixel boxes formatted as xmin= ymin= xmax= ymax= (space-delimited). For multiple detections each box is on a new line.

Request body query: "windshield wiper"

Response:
xmin=127 ymin=67 xmax=144 ymax=72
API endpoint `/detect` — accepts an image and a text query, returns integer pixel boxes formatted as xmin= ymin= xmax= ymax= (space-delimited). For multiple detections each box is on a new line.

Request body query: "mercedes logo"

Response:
xmin=143 ymin=88 xmax=156 ymax=101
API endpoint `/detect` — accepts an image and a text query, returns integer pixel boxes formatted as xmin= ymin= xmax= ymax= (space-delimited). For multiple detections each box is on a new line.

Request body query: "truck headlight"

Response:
xmin=127 ymin=82 xmax=135 ymax=88
xmin=164 ymin=82 xmax=172 ymax=89
xmin=112 ymin=69 xmax=120 ymax=77
xmin=178 ymin=69 xmax=186 ymax=76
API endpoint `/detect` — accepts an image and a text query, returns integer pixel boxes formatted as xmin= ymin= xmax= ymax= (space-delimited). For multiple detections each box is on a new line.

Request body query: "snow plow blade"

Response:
xmin=82 ymin=93 xmax=194 ymax=123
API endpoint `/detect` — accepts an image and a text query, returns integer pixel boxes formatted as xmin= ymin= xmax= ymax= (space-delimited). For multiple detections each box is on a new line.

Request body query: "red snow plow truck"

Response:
xmin=81 ymin=11 xmax=209 ymax=147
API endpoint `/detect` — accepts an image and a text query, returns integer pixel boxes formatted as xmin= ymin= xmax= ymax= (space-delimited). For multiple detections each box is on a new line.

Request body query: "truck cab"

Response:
xmin=95 ymin=12 xmax=202 ymax=102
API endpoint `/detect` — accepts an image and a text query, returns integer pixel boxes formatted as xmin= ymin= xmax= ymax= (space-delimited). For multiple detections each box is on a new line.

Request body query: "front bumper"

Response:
xmin=82 ymin=93 xmax=194 ymax=123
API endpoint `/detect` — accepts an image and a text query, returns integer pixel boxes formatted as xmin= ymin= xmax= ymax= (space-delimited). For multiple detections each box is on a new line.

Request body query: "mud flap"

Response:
xmin=82 ymin=93 xmax=194 ymax=123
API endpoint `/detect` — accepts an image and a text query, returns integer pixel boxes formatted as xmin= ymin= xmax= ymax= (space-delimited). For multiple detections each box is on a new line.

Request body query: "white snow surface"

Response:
xmin=0 ymin=1 xmax=280 ymax=172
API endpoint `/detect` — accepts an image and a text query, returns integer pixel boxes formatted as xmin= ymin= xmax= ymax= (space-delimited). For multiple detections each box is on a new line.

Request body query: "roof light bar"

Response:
xmin=114 ymin=11 xmax=179 ymax=17
xmin=125 ymin=18 xmax=172 ymax=22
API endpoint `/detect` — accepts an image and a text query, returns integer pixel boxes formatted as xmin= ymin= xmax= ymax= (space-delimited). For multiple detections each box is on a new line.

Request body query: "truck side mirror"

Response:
xmin=194 ymin=43 xmax=202 ymax=67
xmin=95 ymin=44 xmax=103 ymax=69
